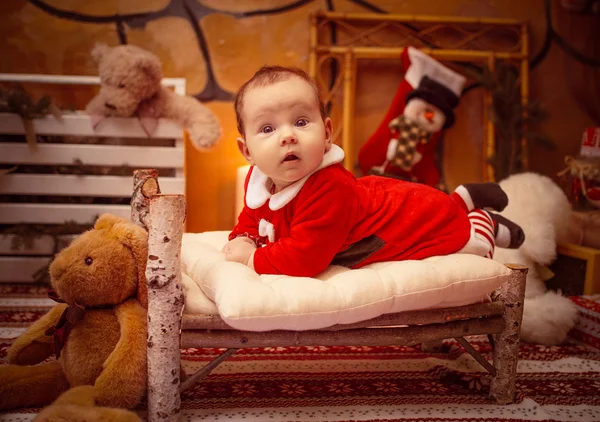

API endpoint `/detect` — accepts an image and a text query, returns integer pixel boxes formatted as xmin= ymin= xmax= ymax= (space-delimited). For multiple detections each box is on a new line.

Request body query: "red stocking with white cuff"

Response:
xmin=358 ymin=47 xmax=466 ymax=187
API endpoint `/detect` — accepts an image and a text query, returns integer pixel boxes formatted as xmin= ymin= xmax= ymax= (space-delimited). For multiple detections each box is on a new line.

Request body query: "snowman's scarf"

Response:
xmin=388 ymin=115 xmax=431 ymax=171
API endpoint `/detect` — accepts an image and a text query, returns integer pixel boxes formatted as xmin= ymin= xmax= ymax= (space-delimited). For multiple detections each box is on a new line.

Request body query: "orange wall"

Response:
xmin=1 ymin=0 xmax=598 ymax=232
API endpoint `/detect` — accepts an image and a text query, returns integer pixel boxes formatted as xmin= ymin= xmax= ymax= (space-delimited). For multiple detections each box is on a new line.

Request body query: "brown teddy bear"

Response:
xmin=86 ymin=43 xmax=221 ymax=150
xmin=0 ymin=214 xmax=148 ymax=417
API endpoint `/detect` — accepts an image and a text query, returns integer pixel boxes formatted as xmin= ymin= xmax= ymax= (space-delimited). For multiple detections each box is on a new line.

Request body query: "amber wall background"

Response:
xmin=1 ymin=0 xmax=598 ymax=232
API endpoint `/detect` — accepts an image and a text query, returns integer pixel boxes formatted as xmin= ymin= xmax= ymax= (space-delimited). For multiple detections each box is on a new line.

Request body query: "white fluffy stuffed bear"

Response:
xmin=493 ymin=172 xmax=579 ymax=345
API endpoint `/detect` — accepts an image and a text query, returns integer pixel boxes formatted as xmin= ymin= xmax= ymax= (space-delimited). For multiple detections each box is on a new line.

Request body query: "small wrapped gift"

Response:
xmin=569 ymin=296 xmax=600 ymax=350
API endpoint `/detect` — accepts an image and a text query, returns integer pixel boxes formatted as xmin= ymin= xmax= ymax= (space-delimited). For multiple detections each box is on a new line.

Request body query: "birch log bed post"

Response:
xmin=132 ymin=170 xmax=186 ymax=422
xmin=132 ymin=169 xmax=161 ymax=230
xmin=490 ymin=263 xmax=528 ymax=404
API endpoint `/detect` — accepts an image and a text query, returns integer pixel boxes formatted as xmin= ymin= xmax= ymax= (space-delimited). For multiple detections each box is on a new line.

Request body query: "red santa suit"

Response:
xmin=230 ymin=145 xmax=480 ymax=277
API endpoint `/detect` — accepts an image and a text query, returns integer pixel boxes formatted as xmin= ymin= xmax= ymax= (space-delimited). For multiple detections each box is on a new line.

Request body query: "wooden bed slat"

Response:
xmin=181 ymin=316 xmax=505 ymax=349
xmin=182 ymin=301 xmax=505 ymax=331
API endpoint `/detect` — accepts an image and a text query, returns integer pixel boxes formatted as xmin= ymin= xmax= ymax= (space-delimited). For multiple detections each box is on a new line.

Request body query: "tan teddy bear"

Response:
xmin=86 ymin=43 xmax=221 ymax=150
xmin=0 ymin=214 xmax=148 ymax=417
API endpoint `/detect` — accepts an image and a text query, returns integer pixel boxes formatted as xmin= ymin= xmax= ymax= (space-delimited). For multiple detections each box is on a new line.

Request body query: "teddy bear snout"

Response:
xmin=98 ymin=86 xmax=140 ymax=116
xmin=49 ymin=254 xmax=67 ymax=281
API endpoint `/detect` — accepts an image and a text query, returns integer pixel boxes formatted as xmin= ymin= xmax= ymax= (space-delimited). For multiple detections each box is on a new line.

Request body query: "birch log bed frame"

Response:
xmin=132 ymin=169 xmax=528 ymax=422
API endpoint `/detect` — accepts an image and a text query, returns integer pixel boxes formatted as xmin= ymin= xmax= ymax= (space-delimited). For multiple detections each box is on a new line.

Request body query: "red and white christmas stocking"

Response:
xmin=358 ymin=47 xmax=466 ymax=187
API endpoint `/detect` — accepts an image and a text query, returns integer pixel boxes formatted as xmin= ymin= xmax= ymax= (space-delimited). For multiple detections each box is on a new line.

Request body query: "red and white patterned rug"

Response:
xmin=1 ymin=285 xmax=599 ymax=422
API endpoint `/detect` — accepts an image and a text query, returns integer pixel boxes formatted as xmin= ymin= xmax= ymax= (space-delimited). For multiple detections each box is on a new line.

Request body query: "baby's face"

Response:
xmin=238 ymin=76 xmax=332 ymax=192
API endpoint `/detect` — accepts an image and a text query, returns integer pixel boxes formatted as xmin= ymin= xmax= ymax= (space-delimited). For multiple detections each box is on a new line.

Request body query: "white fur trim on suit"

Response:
xmin=454 ymin=185 xmax=475 ymax=212
xmin=245 ymin=144 xmax=345 ymax=211
xmin=405 ymin=46 xmax=467 ymax=96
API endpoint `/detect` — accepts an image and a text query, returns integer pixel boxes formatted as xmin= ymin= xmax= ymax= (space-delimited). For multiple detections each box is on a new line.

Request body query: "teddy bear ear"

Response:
xmin=91 ymin=43 xmax=110 ymax=63
xmin=91 ymin=214 xmax=149 ymax=308
xmin=134 ymin=52 xmax=163 ymax=84
xmin=94 ymin=213 xmax=127 ymax=231
xmin=109 ymin=220 xmax=149 ymax=309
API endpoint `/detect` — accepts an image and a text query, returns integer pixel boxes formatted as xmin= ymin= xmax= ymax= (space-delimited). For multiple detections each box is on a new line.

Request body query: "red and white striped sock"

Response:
xmin=458 ymin=210 xmax=522 ymax=258
xmin=467 ymin=209 xmax=497 ymax=259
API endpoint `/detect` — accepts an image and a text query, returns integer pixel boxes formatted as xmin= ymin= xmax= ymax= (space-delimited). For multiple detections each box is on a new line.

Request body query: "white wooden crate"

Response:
xmin=0 ymin=74 xmax=186 ymax=282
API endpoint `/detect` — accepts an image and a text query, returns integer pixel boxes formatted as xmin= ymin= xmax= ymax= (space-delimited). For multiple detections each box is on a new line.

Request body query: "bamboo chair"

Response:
xmin=132 ymin=170 xmax=527 ymax=422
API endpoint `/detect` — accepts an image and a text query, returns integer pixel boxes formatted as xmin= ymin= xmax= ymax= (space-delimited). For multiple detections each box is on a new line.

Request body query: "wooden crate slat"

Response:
xmin=0 ymin=113 xmax=183 ymax=139
xmin=1 ymin=143 xmax=183 ymax=168
xmin=0 ymin=257 xmax=50 ymax=283
xmin=0 ymin=234 xmax=76 ymax=255
xmin=0 ymin=174 xmax=184 ymax=197
xmin=0 ymin=203 xmax=130 ymax=224
xmin=0 ymin=74 xmax=186 ymax=95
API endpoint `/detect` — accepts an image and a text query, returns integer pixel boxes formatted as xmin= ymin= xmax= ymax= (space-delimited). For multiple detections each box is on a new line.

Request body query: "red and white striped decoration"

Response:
xmin=581 ymin=127 xmax=600 ymax=158
xmin=468 ymin=210 xmax=496 ymax=259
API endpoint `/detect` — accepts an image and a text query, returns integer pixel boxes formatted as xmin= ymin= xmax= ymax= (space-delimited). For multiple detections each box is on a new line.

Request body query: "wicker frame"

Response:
xmin=308 ymin=11 xmax=530 ymax=182
xmin=132 ymin=171 xmax=527 ymax=422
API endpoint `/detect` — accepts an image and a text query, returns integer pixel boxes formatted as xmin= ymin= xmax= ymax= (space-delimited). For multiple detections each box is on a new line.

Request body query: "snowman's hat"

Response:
xmin=405 ymin=76 xmax=461 ymax=129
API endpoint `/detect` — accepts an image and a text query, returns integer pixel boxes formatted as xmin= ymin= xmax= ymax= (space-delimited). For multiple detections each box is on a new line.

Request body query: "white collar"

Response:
xmin=246 ymin=144 xmax=345 ymax=211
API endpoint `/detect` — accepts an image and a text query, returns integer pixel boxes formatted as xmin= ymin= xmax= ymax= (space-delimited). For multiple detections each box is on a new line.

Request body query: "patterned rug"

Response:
xmin=1 ymin=284 xmax=600 ymax=422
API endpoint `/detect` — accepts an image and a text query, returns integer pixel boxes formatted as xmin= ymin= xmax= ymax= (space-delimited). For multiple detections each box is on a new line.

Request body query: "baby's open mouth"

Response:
xmin=283 ymin=154 xmax=299 ymax=162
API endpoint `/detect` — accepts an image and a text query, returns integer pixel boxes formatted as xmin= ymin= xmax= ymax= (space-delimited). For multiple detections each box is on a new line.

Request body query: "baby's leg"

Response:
xmin=452 ymin=183 xmax=508 ymax=212
xmin=459 ymin=210 xmax=525 ymax=259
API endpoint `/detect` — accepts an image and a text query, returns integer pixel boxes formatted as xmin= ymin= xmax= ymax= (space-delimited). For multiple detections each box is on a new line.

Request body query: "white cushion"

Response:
xmin=181 ymin=232 xmax=511 ymax=332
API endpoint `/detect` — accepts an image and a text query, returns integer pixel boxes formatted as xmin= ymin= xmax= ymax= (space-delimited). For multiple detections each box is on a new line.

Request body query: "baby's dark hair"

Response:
xmin=234 ymin=65 xmax=327 ymax=137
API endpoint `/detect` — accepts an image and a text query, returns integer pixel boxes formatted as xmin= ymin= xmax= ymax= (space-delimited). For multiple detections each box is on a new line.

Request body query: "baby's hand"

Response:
xmin=222 ymin=237 xmax=257 ymax=266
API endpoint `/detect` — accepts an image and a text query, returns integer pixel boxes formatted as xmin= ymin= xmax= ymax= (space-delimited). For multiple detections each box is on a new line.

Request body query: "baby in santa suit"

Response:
xmin=223 ymin=66 xmax=524 ymax=277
